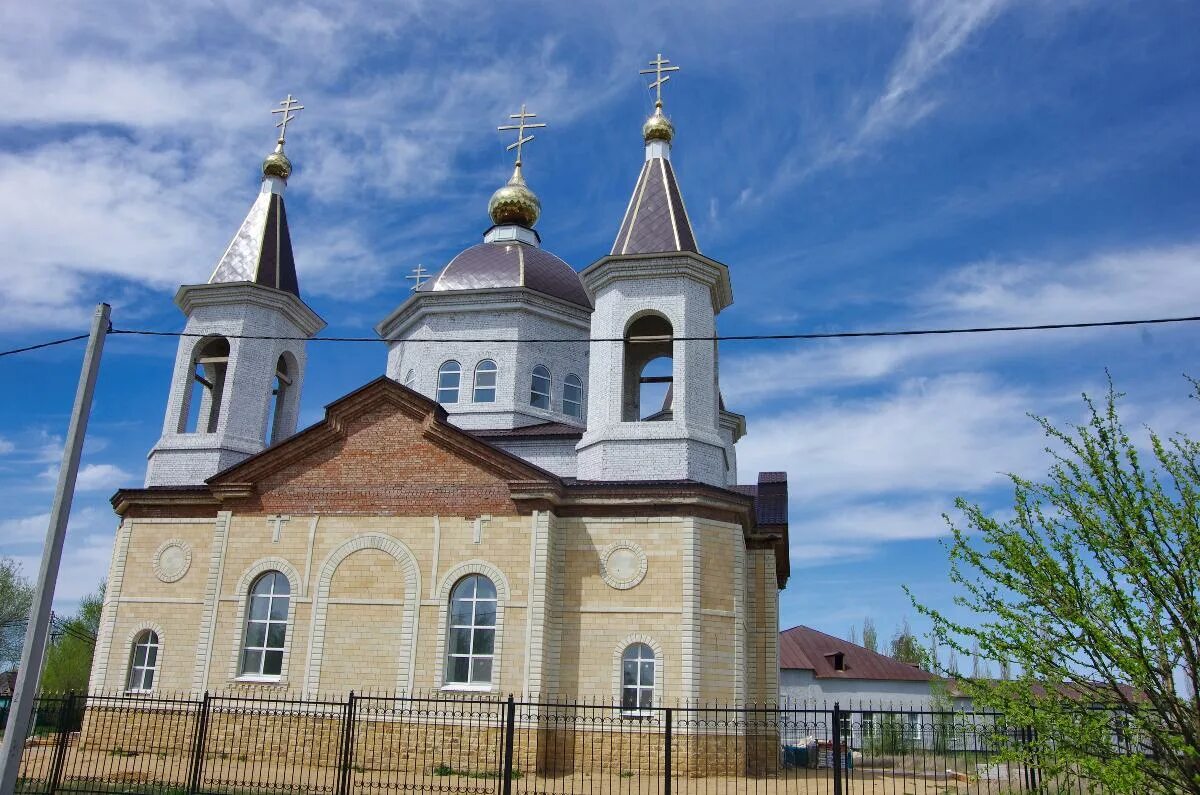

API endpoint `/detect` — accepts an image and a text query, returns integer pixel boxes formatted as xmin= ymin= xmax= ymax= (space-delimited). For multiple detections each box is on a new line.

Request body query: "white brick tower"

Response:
xmin=145 ymin=98 xmax=326 ymax=486
xmin=577 ymin=58 xmax=744 ymax=486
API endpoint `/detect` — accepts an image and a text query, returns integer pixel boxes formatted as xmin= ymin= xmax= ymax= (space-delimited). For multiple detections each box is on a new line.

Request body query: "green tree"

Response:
xmin=909 ymin=380 xmax=1200 ymax=794
xmin=862 ymin=617 xmax=879 ymax=653
xmin=889 ymin=618 xmax=927 ymax=669
xmin=40 ymin=583 xmax=104 ymax=693
xmin=1 ymin=557 xmax=34 ymax=671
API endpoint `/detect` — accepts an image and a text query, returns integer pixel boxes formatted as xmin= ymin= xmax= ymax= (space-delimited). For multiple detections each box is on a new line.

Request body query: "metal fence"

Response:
xmin=10 ymin=691 xmax=1124 ymax=794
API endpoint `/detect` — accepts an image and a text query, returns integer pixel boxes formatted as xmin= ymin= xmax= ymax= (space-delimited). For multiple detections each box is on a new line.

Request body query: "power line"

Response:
xmin=2 ymin=314 xmax=1200 ymax=359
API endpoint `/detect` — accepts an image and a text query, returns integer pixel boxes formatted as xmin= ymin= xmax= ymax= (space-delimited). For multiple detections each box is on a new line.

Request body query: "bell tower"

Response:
xmin=576 ymin=56 xmax=744 ymax=486
xmin=145 ymin=95 xmax=326 ymax=487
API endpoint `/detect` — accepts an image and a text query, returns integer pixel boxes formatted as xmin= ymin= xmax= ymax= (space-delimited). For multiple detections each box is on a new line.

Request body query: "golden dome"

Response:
xmin=488 ymin=164 xmax=541 ymax=227
xmin=643 ymin=106 xmax=674 ymax=144
xmin=262 ymin=143 xmax=292 ymax=180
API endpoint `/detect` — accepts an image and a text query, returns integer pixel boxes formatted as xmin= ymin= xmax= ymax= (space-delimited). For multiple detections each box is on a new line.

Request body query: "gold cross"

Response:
xmin=271 ymin=94 xmax=304 ymax=143
xmin=497 ymin=103 xmax=547 ymax=167
xmin=640 ymin=53 xmax=680 ymax=108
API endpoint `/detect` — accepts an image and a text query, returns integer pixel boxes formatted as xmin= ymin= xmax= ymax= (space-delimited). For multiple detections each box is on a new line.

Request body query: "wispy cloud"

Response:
xmin=39 ymin=463 xmax=133 ymax=493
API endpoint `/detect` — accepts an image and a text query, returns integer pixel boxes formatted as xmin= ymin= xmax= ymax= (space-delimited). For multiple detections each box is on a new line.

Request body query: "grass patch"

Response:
xmin=109 ymin=747 xmax=139 ymax=758
xmin=433 ymin=763 xmax=523 ymax=780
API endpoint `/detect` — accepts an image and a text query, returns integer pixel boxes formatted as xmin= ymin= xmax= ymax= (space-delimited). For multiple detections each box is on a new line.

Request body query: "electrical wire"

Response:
xmin=2 ymin=314 xmax=1199 ymax=359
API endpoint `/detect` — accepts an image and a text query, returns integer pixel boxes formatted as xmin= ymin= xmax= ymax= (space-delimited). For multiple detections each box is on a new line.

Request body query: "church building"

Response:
xmin=88 ymin=67 xmax=790 ymax=709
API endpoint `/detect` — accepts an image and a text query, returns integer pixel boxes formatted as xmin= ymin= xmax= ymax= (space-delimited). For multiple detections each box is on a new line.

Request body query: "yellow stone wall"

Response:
xmin=91 ymin=509 xmax=779 ymax=706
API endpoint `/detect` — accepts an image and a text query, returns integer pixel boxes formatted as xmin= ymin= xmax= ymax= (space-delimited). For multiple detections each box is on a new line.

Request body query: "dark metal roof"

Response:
xmin=470 ymin=422 xmax=584 ymax=440
xmin=210 ymin=191 xmax=300 ymax=296
xmin=611 ymin=157 xmax=699 ymax=256
xmin=418 ymin=241 xmax=591 ymax=309
xmin=780 ymin=626 xmax=934 ymax=682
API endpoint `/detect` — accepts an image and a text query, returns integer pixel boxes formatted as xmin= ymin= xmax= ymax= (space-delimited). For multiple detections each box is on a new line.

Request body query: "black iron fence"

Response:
xmin=11 ymin=691 xmax=1130 ymax=794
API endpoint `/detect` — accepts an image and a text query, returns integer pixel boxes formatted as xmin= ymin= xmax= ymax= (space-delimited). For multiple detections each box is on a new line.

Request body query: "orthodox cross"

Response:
xmin=497 ymin=104 xmax=546 ymax=167
xmin=272 ymin=94 xmax=304 ymax=143
xmin=640 ymin=53 xmax=680 ymax=108
xmin=407 ymin=264 xmax=431 ymax=291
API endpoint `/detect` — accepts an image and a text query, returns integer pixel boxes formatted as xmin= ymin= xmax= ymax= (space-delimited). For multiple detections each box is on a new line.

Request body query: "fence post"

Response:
xmin=831 ymin=702 xmax=842 ymax=795
xmin=46 ymin=691 xmax=75 ymax=795
xmin=501 ymin=695 xmax=516 ymax=795
xmin=337 ymin=691 xmax=356 ymax=795
xmin=187 ymin=691 xmax=211 ymax=795
xmin=663 ymin=707 xmax=672 ymax=795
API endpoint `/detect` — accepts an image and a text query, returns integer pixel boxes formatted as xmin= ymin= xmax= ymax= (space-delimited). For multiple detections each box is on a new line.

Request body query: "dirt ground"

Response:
xmin=20 ymin=742 xmax=1029 ymax=794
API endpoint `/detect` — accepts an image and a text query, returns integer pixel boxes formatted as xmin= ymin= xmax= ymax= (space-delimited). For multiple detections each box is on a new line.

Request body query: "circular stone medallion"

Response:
xmin=153 ymin=539 xmax=192 ymax=583
xmin=599 ymin=541 xmax=648 ymax=590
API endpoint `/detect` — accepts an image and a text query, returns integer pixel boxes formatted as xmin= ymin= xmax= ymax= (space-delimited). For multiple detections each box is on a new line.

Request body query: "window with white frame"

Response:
xmin=437 ymin=361 xmax=461 ymax=403
xmin=473 ymin=360 xmax=497 ymax=403
xmin=621 ymin=643 xmax=655 ymax=714
xmin=126 ymin=630 xmax=160 ymax=693
xmin=563 ymin=373 xmax=583 ymax=419
xmin=402 ymin=369 xmax=415 ymax=387
xmin=445 ymin=574 xmax=497 ymax=686
xmin=530 ymin=365 xmax=551 ymax=410
xmin=240 ymin=571 xmax=290 ymax=678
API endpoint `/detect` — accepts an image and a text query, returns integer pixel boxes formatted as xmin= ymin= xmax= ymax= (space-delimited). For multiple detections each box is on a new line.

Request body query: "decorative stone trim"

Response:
xmin=435 ymin=560 xmax=510 ymax=691
xmin=123 ymin=622 xmax=166 ymax=694
xmin=598 ymin=541 xmax=648 ymax=590
xmin=611 ymin=633 xmax=665 ymax=708
xmin=152 ymin=539 xmax=193 ymax=583
xmin=306 ymin=533 xmax=421 ymax=697
xmin=226 ymin=557 xmax=304 ymax=684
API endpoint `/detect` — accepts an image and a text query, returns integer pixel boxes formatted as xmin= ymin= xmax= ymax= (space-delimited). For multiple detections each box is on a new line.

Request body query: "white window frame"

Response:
xmin=444 ymin=574 xmax=498 ymax=689
xmin=562 ymin=373 xmax=583 ymax=419
xmin=620 ymin=642 xmax=656 ymax=717
xmin=530 ymin=365 xmax=551 ymax=410
xmin=437 ymin=361 xmax=461 ymax=404
xmin=473 ymin=360 xmax=498 ymax=403
xmin=125 ymin=630 xmax=160 ymax=694
xmin=239 ymin=570 xmax=291 ymax=681
xmin=402 ymin=368 xmax=415 ymax=387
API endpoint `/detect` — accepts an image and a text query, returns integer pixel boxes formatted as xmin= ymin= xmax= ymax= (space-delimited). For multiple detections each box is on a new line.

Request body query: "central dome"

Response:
xmin=418 ymin=241 xmax=592 ymax=309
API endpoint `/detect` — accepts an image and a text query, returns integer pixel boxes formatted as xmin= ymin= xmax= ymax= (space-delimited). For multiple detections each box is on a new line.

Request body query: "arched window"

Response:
xmin=473 ymin=360 xmax=497 ymax=403
xmin=125 ymin=630 xmax=160 ymax=693
xmin=240 ymin=571 xmax=290 ymax=678
xmin=621 ymin=642 xmax=655 ymax=713
xmin=622 ymin=315 xmax=673 ymax=421
xmin=264 ymin=354 xmax=293 ymax=445
xmin=530 ymin=365 xmax=551 ymax=410
xmin=445 ymin=574 xmax=497 ymax=686
xmin=182 ymin=336 xmax=230 ymax=433
xmin=437 ymin=361 xmax=461 ymax=404
xmin=402 ymin=369 xmax=416 ymax=388
xmin=562 ymin=373 xmax=584 ymax=420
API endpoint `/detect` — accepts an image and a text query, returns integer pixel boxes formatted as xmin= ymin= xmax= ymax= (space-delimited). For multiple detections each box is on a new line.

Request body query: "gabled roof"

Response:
xmin=209 ymin=186 xmax=299 ymax=296
xmin=780 ymin=625 xmax=933 ymax=682
xmin=611 ymin=156 xmax=699 ymax=256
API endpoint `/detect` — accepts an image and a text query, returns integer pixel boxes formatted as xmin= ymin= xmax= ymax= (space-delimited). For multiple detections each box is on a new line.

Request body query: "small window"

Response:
xmin=621 ymin=643 xmax=655 ymax=715
xmin=126 ymin=630 xmax=160 ymax=693
xmin=530 ymin=365 xmax=551 ymax=410
xmin=473 ymin=360 xmax=497 ymax=403
xmin=563 ymin=373 xmax=583 ymax=419
xmin=240 ymin=571 xmax=290 ymax=678
xmin=445 ymin=575 xmax=497 ymax=686
xmin=402 ymin=369 xmax=415 ymax=388
xmin=437 ymin=361 xmax=461 ymax=404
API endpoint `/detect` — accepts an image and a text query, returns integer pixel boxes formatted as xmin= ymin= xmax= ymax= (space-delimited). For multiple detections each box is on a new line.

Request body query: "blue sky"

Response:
xmin=1 ymin=0 xmax=1198 ymax=667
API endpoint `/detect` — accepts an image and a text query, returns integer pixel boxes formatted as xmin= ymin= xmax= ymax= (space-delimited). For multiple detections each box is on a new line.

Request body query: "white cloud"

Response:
xmin=8 ymin=532 xmax=113 ymax=609
xmin=723 ymin=241 xmax=1200 ymax=406
xmin=39 ymin=463 xmax=133 ymax=493
xmin=0 ymin=512 xmax=50 ymax=545
xmin=0 ymin=437 xmax=14 ymax=455
xmin=738 ymin=373 xmax=1044 ymax=502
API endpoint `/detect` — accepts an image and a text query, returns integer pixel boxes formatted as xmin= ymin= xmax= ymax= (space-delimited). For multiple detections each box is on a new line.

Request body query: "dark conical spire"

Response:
xmin=207 ymin=181 xmax=300 ymax=296
xmin=611 ymin=152 xmax=699 ymax=256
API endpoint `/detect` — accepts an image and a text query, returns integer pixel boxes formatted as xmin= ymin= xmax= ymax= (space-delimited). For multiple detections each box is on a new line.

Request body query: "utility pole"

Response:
xmin=0 ymin=303 xmax=109 ymax=795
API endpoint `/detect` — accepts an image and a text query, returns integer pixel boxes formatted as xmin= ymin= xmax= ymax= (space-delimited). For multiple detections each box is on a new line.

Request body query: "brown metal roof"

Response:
xmin=611 ymin=157 xmax=699 ymax=256
xmin=779 ymin=625 xmax=934 ymax=682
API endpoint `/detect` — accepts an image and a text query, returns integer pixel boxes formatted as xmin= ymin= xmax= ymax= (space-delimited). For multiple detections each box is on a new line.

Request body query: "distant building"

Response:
xmin=779 ymin=625 xmax=934 ymax=706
